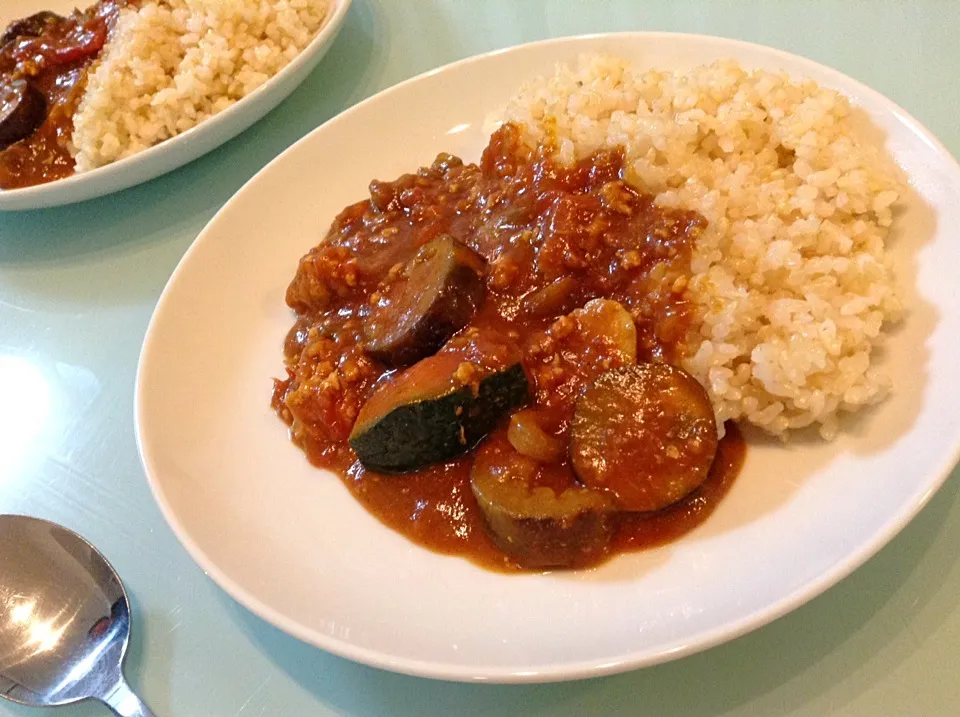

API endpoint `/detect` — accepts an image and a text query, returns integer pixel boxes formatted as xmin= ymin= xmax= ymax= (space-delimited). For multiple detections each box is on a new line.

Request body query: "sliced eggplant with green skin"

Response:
xmin=571 ymin=363 xmax=718 ymax=512
xmin=364 ymin=234 xmax=486 ymax=367
xmin=350 ymin=339 xmax=529 ymax=472
xmin=471 ymin=439 xmax=615 ymax=568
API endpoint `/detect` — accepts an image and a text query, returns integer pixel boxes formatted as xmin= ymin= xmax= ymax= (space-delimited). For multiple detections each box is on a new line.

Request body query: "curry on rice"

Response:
xmin=267 ymin=51 xmax=899 ymax=572
xmin=0 ymin=0 xmax=331 ymax=189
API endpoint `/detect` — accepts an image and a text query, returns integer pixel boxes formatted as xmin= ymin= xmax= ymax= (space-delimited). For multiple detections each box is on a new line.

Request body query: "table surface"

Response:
xmin=2 ymin=1 xmax=959 ymax=715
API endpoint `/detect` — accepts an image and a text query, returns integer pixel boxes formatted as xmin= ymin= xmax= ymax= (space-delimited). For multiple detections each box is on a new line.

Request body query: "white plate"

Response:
xmin=136 ymin=33 xmax=960 ymax=683
xmin=0 ymin=0 xmax=352 ymax=211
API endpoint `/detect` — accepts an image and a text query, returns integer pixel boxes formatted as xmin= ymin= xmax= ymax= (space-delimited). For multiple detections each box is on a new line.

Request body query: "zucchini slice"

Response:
xmin=571 ymin=363 xmax=718 ymax=512
xmin=364 ymin=234 xmax=486 ymax=367
xmin=349 ymin=335 xmax=529 ymax=472
xmin=471 ymin=438 xmax=615 ymax=568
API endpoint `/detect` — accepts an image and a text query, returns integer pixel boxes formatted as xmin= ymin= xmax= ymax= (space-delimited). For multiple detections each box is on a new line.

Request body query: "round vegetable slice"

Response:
xmin=471 ymin=440 xmax=614 ymax=569
xmin=0 ymin=80 xmax=46 ymax=151
xmin=349 ymin=334 xmax=529 ymax=473
xmin=571 ymin=363 xmax=718 ymax=512
xmin=364 ymin=234 xmax=486 ymax=367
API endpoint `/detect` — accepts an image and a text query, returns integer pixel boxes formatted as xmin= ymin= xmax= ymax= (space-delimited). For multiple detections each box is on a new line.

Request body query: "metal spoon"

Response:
xmin=0 ymin=515 xmax=156 ymax=716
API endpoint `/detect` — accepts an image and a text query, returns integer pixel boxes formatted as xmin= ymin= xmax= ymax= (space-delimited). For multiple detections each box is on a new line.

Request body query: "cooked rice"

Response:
xmin=500 ymin=55 xmax=903 ymax=438
xmin=71 ymin=0 xmax=331 ymax=172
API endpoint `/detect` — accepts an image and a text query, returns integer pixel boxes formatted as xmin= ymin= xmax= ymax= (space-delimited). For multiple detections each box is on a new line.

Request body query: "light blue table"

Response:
xmin=2 ymin=2 xmax=959 ymax=715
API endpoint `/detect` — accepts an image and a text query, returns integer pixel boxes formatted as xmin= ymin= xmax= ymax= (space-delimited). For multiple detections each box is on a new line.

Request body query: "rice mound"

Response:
xmin=71 ymin=0 xmax=331 ymax=172
xmin=501 ymin=54 xmax=904 ymax=439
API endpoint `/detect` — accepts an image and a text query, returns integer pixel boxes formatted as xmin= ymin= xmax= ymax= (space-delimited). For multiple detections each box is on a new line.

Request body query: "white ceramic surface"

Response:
xmin=0 ymin=0 xmax=352 ymax=211
xmin=136 ymin=33 xmax=960 ymax=683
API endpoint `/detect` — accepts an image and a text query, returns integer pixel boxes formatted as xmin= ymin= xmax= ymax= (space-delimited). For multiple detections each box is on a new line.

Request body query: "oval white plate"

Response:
xmin=0 ymin=0 xmax=351 ymax=211
xmin=137 ymin=33 xmax=960 ymax=683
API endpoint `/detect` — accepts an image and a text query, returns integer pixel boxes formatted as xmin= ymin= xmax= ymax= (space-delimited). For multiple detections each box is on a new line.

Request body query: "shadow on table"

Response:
xmin=0 ymin=0 xmax=383 ymax=267
xmin=220 ymin=473 xmax=959 ymax=717
xmin=123 ymin=596 xmax=174 ymax=717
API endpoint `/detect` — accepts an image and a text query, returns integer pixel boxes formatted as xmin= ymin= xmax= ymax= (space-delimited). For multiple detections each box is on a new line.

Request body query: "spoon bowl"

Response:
xmin=0 ymin=515 xmax=155 ymax=716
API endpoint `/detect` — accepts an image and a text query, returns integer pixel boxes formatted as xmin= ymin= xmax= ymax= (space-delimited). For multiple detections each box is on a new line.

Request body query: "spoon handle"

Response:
xmin=101 ymin=678 xmax=157 ymax=717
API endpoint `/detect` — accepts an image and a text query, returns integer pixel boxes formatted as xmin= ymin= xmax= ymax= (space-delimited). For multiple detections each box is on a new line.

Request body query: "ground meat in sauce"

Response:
xmin=273 ymin=123 xmax=744 ymax=571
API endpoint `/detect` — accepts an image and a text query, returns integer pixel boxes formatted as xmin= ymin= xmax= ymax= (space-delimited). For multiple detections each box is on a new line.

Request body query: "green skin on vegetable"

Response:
xmin=349 ymin=363 xmax=529 ymax=473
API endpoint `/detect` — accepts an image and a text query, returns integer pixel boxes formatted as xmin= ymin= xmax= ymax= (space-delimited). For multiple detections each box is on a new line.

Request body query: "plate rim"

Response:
xmin=135 ymin=30 xmax=960 ymax=683
xmin=0 ymin=0 xmax=353 ymax=211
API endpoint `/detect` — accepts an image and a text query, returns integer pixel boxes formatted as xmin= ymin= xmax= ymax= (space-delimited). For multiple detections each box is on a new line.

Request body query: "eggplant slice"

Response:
xmin=471 ymin=439 xmax=615 ymax=568
xmin=0 ymin=79 xmax=46 ymax=150
xmin=571 ymin=363 xmax=718 ymax=512
xmin=364 ymin=234 xmax=486 ymax=367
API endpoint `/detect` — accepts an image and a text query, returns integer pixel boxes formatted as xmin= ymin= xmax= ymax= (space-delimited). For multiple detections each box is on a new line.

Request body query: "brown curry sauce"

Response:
xmin=274 ymin=124 xmax=745 ymax=572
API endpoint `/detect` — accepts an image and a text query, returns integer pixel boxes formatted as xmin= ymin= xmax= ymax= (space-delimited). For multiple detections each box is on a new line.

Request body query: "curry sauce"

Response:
xmin=273 ymin=124 xmax=745 ymax=571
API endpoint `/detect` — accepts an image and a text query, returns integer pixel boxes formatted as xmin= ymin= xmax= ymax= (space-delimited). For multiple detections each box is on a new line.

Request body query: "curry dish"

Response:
xmin=273 ymin=124 xmax=745 ymax=571
xmin=0 ymin=2 xmax=125 ymax=190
